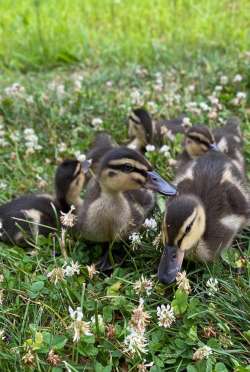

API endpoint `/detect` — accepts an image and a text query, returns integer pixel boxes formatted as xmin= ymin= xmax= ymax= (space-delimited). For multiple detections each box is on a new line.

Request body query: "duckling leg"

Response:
xmin=96 ymin=243 xmax=113 ymax=272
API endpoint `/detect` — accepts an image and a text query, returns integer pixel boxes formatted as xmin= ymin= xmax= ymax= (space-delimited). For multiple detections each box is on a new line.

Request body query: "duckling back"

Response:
xmin=213 ymin=117 xmax=244 ymax=176
xmin=0 ymin=194 xmax=58 ymax=247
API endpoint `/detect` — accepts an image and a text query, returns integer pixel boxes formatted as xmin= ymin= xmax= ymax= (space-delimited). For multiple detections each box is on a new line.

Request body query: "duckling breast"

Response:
xmin=78 ymin=192 xmax=133 ymax=242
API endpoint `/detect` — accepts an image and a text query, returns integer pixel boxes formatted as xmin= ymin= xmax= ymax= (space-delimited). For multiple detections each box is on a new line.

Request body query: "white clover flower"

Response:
xmin=206 ymin=277 xmax=219 ymax=295
xmin=199 ymin=102 xmax=210 ymax=112
xmin=192 ymin=345 xmax=212 ymax=361
xmin=215 ymin=85 xmax=223 ymax=92
xmin=10 ymin=130 xmax=21 ymax=142
xmin=176 ymin=271 xmax=191 ymax=294
xmin=129 ymin=232 xmax=142 ymax=250
xmin=124 ymin=328 xmax=148 ymax=356
xmin=56 ymin=84 xmax=65 ymax=98
xmin=63 ymin=261 xmax=80 ymax=277
xmin=47 ymin=267 xmax=65 ymax=285
xmin=145 ymin=144 xmax=155 ymax=152
xmin=0 ymin=289 xmax=4 ymax=305
xmin=58 ymin=142 xmax=67 ymax=153
xmin=188 ymin=84 xmax=195 ymax=93
xmin=133 ymin=275 xmax=153 ymax=296
xmin=68 ymin=306 xmax=92 ymax=342
xmin=4 ymin=83 xmax=25 ymax=97
xmin=26 ymin=95 xmax=34 ymax=104
xmin=130 ymin=298 xmax=150 ymax=334
xmin=181 ymin=117 xmax=192 ymax=128
xmin=208 ymin=95 xmax=219 ymax=106
xmin=233 ymin=74 xmax=243 ymax=83
xmin=236 ymin=92 xmax=247 ymax=100
xmin=147 ymin=101 xmax=157 ymax=114
xmin=91 ymin=117 xmax=103 ymax=129
xmin=106 ymin=80 xmax=113 ymax=87
xmin=157 ymin=304 xmax=175 ymax=328
xmin=0 ymin=329 xmax=5 ymax=341
xmin=90 ymin=314 xmax=105 ymax=333
xmin=74 ymin=151 xmax=86 ymax=162
xmin=86 ymin=264 xmax=99 ymax=279
xmin=130 ymin=89 xmax=144 ymax=105
xmin=220 ymin=75 xmax=228 ymax=85
xmin=159 ymin=144 xmax=171 ymax=157
xmin=0 ymin=221 xmax=2 ymax=238
xmin=24 ymin=128 xmax=41 ymax=152
xmin=143 ymin=218 xmax=157 ymax=230
xmin=74 ymin=80 xmax=82 ymax=92
xmin=60 ymin=205 xmax=77 ymax=227
xmin=69 ymin=306 xmax=83 ymax=321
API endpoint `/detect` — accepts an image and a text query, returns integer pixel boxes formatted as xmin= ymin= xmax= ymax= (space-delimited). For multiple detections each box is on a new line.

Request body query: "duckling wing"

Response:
xmin=124 ymin=190 xmax=155 ymax=229
xmin=157 ymin=115 xmax=186 ymax=135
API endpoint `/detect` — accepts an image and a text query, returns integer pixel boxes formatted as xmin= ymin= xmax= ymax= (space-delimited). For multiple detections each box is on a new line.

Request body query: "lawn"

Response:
xmin=0 ymin=1 xmax=250 ymax=371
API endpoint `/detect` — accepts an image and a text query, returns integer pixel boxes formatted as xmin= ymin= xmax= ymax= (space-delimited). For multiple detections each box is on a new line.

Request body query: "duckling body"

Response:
xmin=128 ymin=108 xmax=185 ymax=152
xmin=158 ymin=150 xmax=249 ymax=284
xmin=0 ymin=160 xmax=89 ymax=247
xmin=77 ymin=147 xmax=176 ymax=243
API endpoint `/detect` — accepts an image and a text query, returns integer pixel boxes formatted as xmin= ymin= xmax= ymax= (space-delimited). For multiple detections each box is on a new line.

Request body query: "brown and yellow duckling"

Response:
xmin=0 ymin=159 xmax=90 ymax=247
xmin=158 ymin=150 xmax=249 ymax=284
xmin=127 ymin=108 xmax=185 ymax=152
xmin=76 ymin=147 xmax=176 ymax=269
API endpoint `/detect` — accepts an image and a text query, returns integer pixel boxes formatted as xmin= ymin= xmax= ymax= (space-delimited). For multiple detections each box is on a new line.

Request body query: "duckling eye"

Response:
xmin=123 ymin=164 xmax=134 ymax=173
xmin=185 ymin=224 xmax=192 ymax=234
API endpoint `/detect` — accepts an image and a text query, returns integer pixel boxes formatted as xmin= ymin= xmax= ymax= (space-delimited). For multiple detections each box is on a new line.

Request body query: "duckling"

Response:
xmin=127 ymin=108 xmax=185 ymax=152
xmin=86 ymin=132 xmax=118 ymax=175
xmin=176 ymin=125 xmax=218 ymax=172
xmin=76 ymin=147 xmax=176 ymax=269
xmin=213 ymin=117 xmax=245 ymax=176
xmin=0 ymin=159 xmax=90 ymax=247
xmin=157 ymin=150 xmax=249 ymax=284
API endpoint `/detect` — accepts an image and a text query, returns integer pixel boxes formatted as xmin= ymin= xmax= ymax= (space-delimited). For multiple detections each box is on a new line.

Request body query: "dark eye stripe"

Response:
xmin=187 ymin=135 xmax=210 ymax=147
xmin=129 ymin=115 xmax=140 ymax=124
xmin=108 ymin=164 xmax=147 ymax=177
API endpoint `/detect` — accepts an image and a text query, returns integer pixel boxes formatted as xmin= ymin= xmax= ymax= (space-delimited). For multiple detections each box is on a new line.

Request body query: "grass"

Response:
xmin=0 ymin=55 xmax=250 ymax=371
xmin=0 ymin=0 xmax=250 ymax=70
xmin=0 ymin=1 xmax=250 ymax=370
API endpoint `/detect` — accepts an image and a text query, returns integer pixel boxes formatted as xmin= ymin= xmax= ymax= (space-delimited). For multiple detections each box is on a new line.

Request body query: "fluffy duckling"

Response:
xmin=158 ymin=150 xmax=249 ymax=284
xmin=176 ymin=125 xmax=218 ymax=172
xmin=77 ymin=146 xmax=176 ymax=247
xmin=86 ymin=132 xmax=118 ymax=176
xmin=213 ymin=117 xmax=245 ymax=176
xmin=127 ymin=108 xmax=185 ymax=152
xmin=0 ymin=159 xmax=90 ymax=247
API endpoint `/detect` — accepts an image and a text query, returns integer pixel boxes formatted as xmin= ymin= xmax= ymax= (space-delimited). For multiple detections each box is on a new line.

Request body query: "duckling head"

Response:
xmin=127 ymin=108 xmax=153 ymax=149
xmin=55 ymin=159 xmax=91 ymax=211
xmin=158 ymin=195 xmax=206 ymax=284
xmin=185 ymin=125 xmax=218 ymax=158
xmin=97 ymin=147 xmax=176 ymax=196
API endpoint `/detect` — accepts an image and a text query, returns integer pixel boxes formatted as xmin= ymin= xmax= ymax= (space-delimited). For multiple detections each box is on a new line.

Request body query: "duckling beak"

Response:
xmin=146 ymin=171 xmax=177 ymax=196
xmin=209 ymin=143 xmax=219 ymax=151
xmin=82 ymin=159 xmax=92 ymax=174
xmin=157 ymin=245 xmax=185 ymax=284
